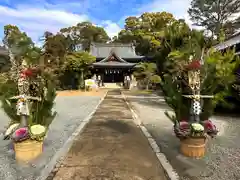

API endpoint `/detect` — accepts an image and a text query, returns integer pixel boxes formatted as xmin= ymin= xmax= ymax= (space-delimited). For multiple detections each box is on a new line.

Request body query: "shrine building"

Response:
xmin=214 ymin=32 xmax=240 ymax=55
xmin=89 ymin=43 xmax=144 ymax=83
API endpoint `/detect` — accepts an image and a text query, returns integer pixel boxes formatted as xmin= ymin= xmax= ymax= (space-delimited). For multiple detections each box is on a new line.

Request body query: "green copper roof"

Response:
xmin=89 ymin=43 xmax=144 ymax=59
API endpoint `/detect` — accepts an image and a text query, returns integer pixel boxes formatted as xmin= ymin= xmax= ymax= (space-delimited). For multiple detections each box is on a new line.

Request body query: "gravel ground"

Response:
xmin=0 ymin=96 xmax=101 ymax=180
xmin=126 ymin=95 xmax=240 ymax=180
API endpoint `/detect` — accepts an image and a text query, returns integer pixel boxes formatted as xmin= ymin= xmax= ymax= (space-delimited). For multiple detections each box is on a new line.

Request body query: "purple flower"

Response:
xmin=12 ymin=127 xmax=29 ymax=142
xmin=201 ymin=120 xmax=218 ymax=137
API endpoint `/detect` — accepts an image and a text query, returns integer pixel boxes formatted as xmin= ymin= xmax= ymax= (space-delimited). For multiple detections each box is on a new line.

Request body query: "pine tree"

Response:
xmin=188 ymin=0 xmax=240 ymax=39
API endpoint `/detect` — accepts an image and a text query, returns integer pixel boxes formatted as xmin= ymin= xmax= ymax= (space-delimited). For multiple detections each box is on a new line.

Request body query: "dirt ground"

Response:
xmin=48 ymin=90 xmax=167 ymax=180
xmin=56 ymin=89 xmax=107 ymax=97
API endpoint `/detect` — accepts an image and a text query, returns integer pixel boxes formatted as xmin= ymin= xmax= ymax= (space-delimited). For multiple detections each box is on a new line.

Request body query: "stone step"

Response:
xmin=101 ymin=83 xmax=122 ymax=89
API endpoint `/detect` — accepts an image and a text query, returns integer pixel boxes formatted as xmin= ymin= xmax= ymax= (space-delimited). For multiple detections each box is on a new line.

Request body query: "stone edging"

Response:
xmin=121 ymin=92 xmax=180 ymax=180
xmin=36 ymin=91 xmax=108 ymax=180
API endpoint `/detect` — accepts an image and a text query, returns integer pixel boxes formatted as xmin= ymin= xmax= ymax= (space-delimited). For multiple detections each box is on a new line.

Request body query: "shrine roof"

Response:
xmin=93 ymin=61 xmax=136 ymax=67
xmin=89 ymin=43 xmax=144 ymax=59
xmin=92 ymin=46 xmax=137 ymax=68
xmin=214 ymin=32 xmax=240 ymax=51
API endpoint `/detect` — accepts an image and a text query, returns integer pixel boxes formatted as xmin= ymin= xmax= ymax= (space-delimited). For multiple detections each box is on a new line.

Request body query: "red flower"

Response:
xmin=201 ymin=120 xmax=218 ymax=137
xmin=12 ymin=127 xmax=29 ymax=142
xmin=187 ymin=60 xmax=201 ymax=70
xmin=21 ymin=68 xmax=33 ymax=77
xmin=202 ymin=120 xmax=216 ymax=131
xmin=15 ymin=128 xmax=27 ymax=137
xmin=179 ymin=121 xmax=190 ymax=129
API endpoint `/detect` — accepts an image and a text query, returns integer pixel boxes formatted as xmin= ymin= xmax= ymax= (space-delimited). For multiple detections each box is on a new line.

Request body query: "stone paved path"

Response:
xmin=124 ymin=91 xmax=240 ymax=180
xmin=48 ymin=90 xmax=167 ymax=180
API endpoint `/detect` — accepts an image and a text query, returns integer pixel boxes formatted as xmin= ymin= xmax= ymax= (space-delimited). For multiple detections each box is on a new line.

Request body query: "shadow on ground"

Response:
xmin=96 ymin=120 xmax=131 ymax=134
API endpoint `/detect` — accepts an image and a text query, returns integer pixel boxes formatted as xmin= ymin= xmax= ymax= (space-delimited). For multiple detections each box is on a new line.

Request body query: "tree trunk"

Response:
xmin=79 ymin=69 xmax=84 ymax=89
xmin=146 ymin=79 xmax=149 ymax=90
xmin=146 ymin=77 xmax=150 ymax=90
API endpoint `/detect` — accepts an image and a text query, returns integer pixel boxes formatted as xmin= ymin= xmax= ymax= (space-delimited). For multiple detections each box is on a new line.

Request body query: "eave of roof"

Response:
xmin=214 ymin=33 xmax=240 ymax=50
xmin=91 ymin=42 xmax=133 ymax=47
xmin=96 ymin=57 xmax=144 ymax=61
xmin=93 ymin=61 xmax=136 ymax=67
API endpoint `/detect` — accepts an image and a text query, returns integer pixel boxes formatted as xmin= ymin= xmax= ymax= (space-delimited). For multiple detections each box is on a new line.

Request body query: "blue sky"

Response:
xmin=0 ymin=0 xmax=192 ymax=45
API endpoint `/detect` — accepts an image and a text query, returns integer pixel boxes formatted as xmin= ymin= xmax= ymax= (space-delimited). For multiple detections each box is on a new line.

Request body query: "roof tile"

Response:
xmin=89 ymin=43 xmax=144 ymax=59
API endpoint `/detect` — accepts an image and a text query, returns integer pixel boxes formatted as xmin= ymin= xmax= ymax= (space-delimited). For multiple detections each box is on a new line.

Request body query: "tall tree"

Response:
xmin=63 ymin=51 xmax=96 ymax=89
xmin=188 ymin=0 xmax=240 ymax=39
xmin=0 ymin=47 xmax=11 ymax=72
xmin=133 ymin=62 xmax=160 ymax=90
xmin=43 ymin=31 xmax=68 ymax=67
xmin=3 ymin=25 xmax=33 ymax=56
xmin=114 ymin=12 xmax=176 ymax=55
xmin=60 ymin=21 xmax=110 ymax=51
xmin=3 ymin=25 xmax=34 ymax=81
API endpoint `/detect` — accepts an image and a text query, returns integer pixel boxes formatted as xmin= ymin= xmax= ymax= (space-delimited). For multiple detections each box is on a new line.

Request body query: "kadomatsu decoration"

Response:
xmin=164 ymin=58 xmax=218 ymax=158
xmin=2 ymin=58 xmax=56 ymax=162
xmin=176 ymin=59 xmax=217 ymax=158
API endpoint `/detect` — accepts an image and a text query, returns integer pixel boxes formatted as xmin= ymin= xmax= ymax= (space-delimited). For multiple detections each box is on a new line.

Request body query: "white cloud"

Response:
xmin=0 ymin=0 xmax=209 ymax=46
xmin=0 ymin=5 xmax=88 ymax=43
xmin=103 ymin=0 xmax=198 ymax=39
xmin=101 ymin=20 xmax=121 ymax=38
xmin=0 ymin=2 xmax=121 ymax=45
xmin=138 ymin=0 xmax=191 ymax=17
